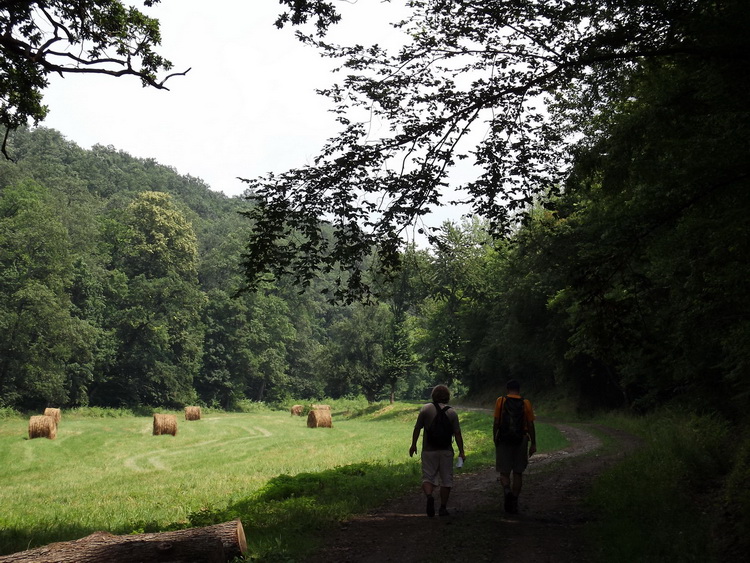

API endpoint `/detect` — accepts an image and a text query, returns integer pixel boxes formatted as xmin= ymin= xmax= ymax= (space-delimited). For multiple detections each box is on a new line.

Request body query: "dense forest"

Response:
xmin=1 ymin=101 xmax=747 ymax=421
xmin=0 ymin=126 xmax=422 ymax=409
xmin=0 ymin=126 xmax=504 ymax=409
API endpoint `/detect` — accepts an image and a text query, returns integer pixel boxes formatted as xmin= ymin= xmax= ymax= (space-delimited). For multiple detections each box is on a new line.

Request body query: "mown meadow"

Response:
xmin=0 ymin=400 xmax=566 ymax=560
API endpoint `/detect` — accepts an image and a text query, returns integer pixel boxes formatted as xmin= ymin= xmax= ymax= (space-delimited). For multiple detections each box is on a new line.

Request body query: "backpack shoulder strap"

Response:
xmin=433 ymin=402 xmax=450 ymax=413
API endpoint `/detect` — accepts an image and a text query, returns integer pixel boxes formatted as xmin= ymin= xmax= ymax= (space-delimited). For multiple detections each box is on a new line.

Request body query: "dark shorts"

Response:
xmin=495 ymin=437 xmax=529 ymax=474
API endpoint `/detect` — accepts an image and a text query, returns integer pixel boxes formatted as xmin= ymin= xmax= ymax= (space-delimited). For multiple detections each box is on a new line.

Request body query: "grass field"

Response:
xmin=0 ymin=401 xmax=566 ymax=560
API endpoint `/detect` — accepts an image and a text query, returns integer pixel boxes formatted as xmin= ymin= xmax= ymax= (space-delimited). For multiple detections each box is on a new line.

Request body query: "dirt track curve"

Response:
xmin=309 ymin=423 xmax=639 ymax=563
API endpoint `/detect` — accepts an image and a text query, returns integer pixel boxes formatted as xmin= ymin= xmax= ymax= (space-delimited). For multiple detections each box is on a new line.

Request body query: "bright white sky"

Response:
xmin=41 ymin=0 xmax=412 ymax=199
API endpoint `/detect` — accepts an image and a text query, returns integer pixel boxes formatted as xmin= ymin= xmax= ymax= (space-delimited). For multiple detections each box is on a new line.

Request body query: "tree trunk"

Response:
xmin=0 ymin=519 xmax=247 ymax=563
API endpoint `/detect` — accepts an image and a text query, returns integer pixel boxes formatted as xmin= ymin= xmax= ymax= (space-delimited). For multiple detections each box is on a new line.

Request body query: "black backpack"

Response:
xmin=425 ymin=402 xmax=453 ymax=449
xmin=495 ymin=396 xmax=525 ymax=445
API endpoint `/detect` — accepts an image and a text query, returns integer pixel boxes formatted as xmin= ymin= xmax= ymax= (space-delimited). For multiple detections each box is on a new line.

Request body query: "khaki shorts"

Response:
xmin=495 ymin=437 xmax=529 ymax=474
xmin=421 ymin=450 xmax=454 ymax=488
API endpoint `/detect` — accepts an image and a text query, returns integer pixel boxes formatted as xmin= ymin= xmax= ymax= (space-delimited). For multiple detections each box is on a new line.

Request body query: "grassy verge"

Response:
xmin=585 ymin=410 xmax=734 ymax=562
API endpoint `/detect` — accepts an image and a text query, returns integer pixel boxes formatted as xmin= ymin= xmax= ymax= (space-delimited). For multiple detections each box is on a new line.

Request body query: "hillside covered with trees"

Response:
xmin=0 ymin=126 xmax=437 ymax=409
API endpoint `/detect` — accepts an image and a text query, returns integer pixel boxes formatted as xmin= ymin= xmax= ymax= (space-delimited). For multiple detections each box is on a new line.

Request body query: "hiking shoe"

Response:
xmin=509 ymin=494 xmax=519 ymax=514
xmin=503 ymin=491 xmax=513 ymax=513
xmin=439 ymin=506 xmax=449 ymax=517
xmin=426 ymin=496 xmax=435 ymax=517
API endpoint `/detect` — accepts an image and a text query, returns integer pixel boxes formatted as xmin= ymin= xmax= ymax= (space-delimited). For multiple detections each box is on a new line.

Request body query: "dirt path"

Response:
xmin=308 ymin=423 xmax=639 ymax=563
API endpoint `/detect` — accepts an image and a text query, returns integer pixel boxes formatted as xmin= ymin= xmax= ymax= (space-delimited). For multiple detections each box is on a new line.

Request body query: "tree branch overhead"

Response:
xmin=0 ymin=1 xmax=187 ymax=156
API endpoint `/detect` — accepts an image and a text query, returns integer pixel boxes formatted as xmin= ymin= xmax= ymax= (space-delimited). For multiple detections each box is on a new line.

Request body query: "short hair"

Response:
xmin=431 ymin=384 xmax=450 ymax=403
xmin=506 ymin=379 xmax=520 ymax=392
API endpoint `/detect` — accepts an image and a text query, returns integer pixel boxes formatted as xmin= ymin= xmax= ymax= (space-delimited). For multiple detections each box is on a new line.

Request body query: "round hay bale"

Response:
xmin=310 ymin=404 xmax=331 ymax=411
xmin=185 ymin=406 xmax=202 ymax=421
xmin=307 ymin=409 xmax=333 ymax=429
xmin=153 ymin=414 xmax=178 ymax=436
xmin=43 ymin=407 xmax=61 ymax=424
xmin=290 ymin=404 xmax=304 ymax=416
xmin=29 ymin=415 xmax=57 ymax=439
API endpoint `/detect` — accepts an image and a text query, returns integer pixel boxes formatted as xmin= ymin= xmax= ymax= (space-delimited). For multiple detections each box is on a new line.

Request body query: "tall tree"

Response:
xmin=244 ymin=291 xmax=296 ymax=402
xmin=99 ymin=191 xmax=204 ymax=407
xmin=381 ymin=311 xmax=413 ymax=403
xmin=378 ymin=244 xmax=430 ymax=402
xmin=416 ymin=220 xmax=490 ymax=388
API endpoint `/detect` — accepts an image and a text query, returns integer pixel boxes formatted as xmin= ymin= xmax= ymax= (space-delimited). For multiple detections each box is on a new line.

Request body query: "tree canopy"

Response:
xmin=243 ymin=0 xmax=749 ymax=299
xmin=0 ymin=1 xmax=186 ymax=157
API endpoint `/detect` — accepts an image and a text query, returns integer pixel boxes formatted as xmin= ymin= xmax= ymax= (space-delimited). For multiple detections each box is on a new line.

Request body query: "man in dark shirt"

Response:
xmin=409 ymin=384 xmax=466 ymax=517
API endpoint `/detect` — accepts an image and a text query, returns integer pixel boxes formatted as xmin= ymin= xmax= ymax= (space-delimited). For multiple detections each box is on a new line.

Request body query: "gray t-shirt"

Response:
xmin=415 ymin=402 xmax=461 ymax=451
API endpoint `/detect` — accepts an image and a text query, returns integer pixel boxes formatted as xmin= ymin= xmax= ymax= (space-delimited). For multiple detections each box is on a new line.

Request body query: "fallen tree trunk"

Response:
xmin=0 ymin=519 xmax=247 ymax=563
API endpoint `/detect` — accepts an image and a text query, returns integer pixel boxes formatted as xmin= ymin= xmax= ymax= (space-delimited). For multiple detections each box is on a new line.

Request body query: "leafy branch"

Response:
xmin=0 ymin=1 xmax=188 ymax=159
xmin=244 ymin=0 xmax=727 ymax=301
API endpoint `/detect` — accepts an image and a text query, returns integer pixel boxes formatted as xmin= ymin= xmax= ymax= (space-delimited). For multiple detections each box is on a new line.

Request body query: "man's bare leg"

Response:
xmin=499 ymin=472 xmax=511 ymax=489
xmin=500 ymin=472 xmax=513 ymax=512
xmin=512 ymin=472 xmax=523 ymax=496
xmin=439 ymin=486 xmax=451 ymax=515
xmin=423 ymin=481 xmax=436 ymax=517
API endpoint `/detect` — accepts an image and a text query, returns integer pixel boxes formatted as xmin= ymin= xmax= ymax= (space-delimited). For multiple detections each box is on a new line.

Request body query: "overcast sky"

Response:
xmin=40 ymin=0 xmax=410 ymax=199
